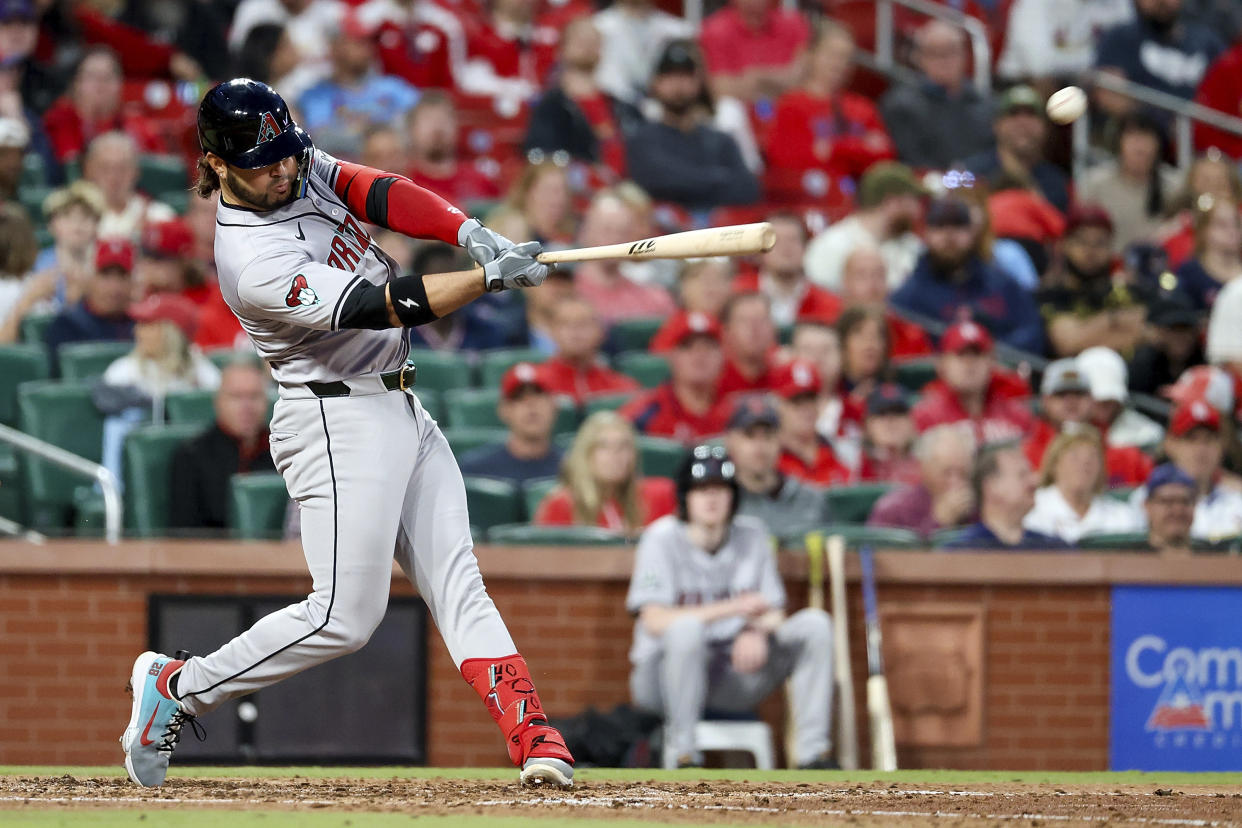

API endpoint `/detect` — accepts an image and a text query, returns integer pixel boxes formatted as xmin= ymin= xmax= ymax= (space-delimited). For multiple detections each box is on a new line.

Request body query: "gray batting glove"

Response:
xmin=483 ymin=241 xmax=549 ymax=292
xmin=458 ymin=218 xmax=515 ymax=267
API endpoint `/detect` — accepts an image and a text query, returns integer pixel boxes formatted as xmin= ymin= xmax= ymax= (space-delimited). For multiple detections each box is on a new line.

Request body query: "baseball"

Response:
xmin=1046 ymin=86 xmax=1087 ymax=125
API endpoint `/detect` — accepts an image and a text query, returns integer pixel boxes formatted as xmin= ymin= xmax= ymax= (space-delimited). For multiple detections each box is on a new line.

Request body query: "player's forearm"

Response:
xmin=332 ymin=160 xmax=466 ymax=245
xmin=747 ymin=609 xmax=784 ymax=634
xmin=639 ymin=598 xmax=750 ymax=635
xmin=383 ymin=269 xmax=485 ymax=326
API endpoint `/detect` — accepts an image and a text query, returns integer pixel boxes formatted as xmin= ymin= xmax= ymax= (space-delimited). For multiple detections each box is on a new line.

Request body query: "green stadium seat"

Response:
xmin=155 ymin=189 xmax=190 ymax=215
xmin=20 ymin=313 xmax=54 ymax=346
xmin=637 ymin=436 xmax=685 ymax=478
xmin=784 ymin=524 xmax=924 ymax=549
xmin=228 ymin=472 xmax=290 ymax=540
xmin=17 ymin=381 xmax=105 ymax=527
xmin=522 ymin=476 xmax=560 ymax=520
xmin=408 ymin=349 xmax=476 ymax=392
xmin=825 ymin=483 xmax=894 ymax=524
xmin=123 ymin=423 xmax=203 ymax=536
xmin=486 ymin=523 xmax=628 ymax=545
xmin=0 ymin=344 xmax=49 ymax=426
xmin=443 ymin=388 xmax=577 ymax=433
xmin=58 ymin=341 xmax=132 ymax=382
xmin=894 ymin=358 xmax=938 ymax=393
xmin=18 ymin=185 xmax=51 ymax=218
xmin=1106 ymin=487 xmax=1136 ymax=502
xmin=139 ymin=154 xmax=189 ymax=195
xmin=165 ymin=389 xmax=216 ymax=428
xmin=463 ymin=476 xmax=523 ymax=530
xmin=583 ymin=391 xmax=637 ymax=418
xmin=616 ymin=352 xmax=670 ymax=388
xmin=73 ymin=486 xmax=107 ymax=538
xmin=19 ymin=153 xmax=46 ymax=190
xmin=609 ymin=317 xmax=664 ymax=352
xmin=0 ymin=443 xmax=23 ymax=524
xmin=929 ymin=527 xmax=971 ymax=548
xmin=478 ymin=348 xmax=545 ymax=387
xmin=443 ymin=427 xmax=508 ymax=458
xmin=1076 ymin=532 xmax=1152 ymax=551
xmin=64 ymin=159 xmax=81 ymax=182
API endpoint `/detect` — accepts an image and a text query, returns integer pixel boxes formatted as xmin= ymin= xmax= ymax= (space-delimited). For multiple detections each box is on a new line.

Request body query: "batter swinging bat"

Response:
xmin=535 ymin=223 xmax=776 ymax=264
xmin=859 ymin=544 xmax=898 ymax=771
xmin=825 ymin=533 xmax=858 ymax=771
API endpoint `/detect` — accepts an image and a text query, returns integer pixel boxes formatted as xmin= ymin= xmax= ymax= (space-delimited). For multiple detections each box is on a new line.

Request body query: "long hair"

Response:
xmin=559 ymin=411 xmax=643 ymax=531
xmin=194 ymin=156 xmax=221 ymax=199
xmin=133 ymin=320 xmax=195 ymax=389
xmin=1167 ymin=152 xmax=1242 ymax=218
xmin=1039 ymin=425 xmax=1106 ymax=494
xmin=0 ymin=203 xmax=38 ymax=277
xmin=1191 ymin=196 xmax=1240 ymax=258
xmin=836 ymin=304 xmax=891 ymax=383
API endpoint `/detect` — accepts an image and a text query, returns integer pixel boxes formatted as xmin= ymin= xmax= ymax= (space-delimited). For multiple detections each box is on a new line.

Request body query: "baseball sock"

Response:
xmin=460 ymin=654 xmax=574 ymax=767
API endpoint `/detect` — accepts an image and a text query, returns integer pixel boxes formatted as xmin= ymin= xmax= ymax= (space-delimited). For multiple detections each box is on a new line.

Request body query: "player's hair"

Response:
xmin=194 ymin=156 xmax=221 ymax=198
xmin=1039 ymin=425 xmax=1106 ymax=493
xmin=557 ymin=411 xmax=643 ymax=533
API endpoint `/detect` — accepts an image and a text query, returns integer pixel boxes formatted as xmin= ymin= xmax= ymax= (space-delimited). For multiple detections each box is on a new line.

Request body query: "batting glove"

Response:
xmin=483 ymin=241 xmax=549 ymax=292
xmin=459 ymin=218 xmax=515 ymax=267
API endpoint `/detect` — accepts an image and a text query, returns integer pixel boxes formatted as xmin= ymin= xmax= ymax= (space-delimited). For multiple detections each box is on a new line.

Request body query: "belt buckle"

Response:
xmin=398 ymin=363 xmax=415 ymax=391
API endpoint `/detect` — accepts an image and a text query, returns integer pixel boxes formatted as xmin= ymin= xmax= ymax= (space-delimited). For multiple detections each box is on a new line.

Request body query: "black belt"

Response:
xmin=305 ymin=362 xmax=416 ymax=398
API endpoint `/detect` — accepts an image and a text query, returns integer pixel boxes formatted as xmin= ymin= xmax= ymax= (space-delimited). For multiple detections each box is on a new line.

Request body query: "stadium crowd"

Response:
xmin=0 ymin=0 xmax=1241 ymax=554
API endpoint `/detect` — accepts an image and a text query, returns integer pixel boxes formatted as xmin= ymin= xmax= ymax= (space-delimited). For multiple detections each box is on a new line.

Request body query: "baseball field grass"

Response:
xmin=2 ymin=766 xmax=1241 ymax=827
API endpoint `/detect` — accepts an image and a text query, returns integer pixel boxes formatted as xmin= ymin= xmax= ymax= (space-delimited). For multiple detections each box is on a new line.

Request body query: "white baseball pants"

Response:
xmin=174 ymin=385 xmax=516 ymax=715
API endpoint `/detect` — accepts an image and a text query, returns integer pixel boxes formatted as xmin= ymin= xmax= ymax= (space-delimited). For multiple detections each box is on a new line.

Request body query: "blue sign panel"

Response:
xmin=1111 ymin=586 xmax=1242 ymax=771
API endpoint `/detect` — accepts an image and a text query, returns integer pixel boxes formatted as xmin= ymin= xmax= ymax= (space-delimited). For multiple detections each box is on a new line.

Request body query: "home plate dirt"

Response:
xmin=1 ymin=775 xmax=1240 ymax=826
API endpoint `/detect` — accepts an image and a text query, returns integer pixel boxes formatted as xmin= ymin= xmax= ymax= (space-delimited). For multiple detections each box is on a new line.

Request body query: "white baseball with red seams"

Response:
xmin=1046 ymin=86 xmax=1087 ymax=125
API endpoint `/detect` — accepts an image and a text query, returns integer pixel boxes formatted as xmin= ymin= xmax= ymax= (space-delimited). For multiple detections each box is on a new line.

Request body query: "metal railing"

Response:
xmin=0 ymin=423 xmax=121 ymax=545
xmin=875 ymin=0 xmax=992 ymax=95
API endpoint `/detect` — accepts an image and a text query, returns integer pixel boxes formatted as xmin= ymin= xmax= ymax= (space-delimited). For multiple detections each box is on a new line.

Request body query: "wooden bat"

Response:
xmin=859 ymin=544 xmax=898 ymax=771
xmin=787 ymin=531 xmax=827 ymax=766
xmin=535 ymin=223 xmax=775 ymax=264
xmin=826 ymin=533 xmax=858 ymax=771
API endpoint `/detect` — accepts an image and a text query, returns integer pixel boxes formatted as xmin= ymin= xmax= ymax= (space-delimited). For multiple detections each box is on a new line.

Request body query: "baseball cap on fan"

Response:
xmin=1040 ymin=358 xmax=1090 ymax=396
xmin=654 ymin=40 xmax=699 ymax=76
xmin=939 ymin=321 xmax=993 ymax=354
xmin=0 ymin=0 xmax=34 ymax=23
xmin=865 ymin=383 xmax=911 ymax=417
xmin=728 ymin=395 xmax=779 ymax=431
xmin=1168 ymin=398 xmax=1221 ymax=437
xmin=141 ymin=219 xmax=194 ymax=259
xmin=500 ymin=362 xmax=550 ymax=399
xmin=96 ymin=238 xmax=135 ymax=272
xmin=0 ymin=117 xmax=29 ymax=149
xmin=773 ymin=359 xmax=822 ymax=399
xmin=129 ymin=292 xmax=200 ymax=339
xmin=996 ymin=84 xmax=1043 ymax=118
xmin=662 ymin=310 xmax=722 ymax=348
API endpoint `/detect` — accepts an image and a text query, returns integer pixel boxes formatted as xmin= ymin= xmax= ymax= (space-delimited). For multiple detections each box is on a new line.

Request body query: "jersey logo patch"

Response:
xmin=256 ymin=111 xmax=282 ymax=145
xmin=285 ymin=274 xmax=320 ymax=307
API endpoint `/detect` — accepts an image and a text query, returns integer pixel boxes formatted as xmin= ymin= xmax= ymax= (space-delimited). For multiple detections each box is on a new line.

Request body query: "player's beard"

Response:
xmin=225 ymin=167 xmax=298 ymax=211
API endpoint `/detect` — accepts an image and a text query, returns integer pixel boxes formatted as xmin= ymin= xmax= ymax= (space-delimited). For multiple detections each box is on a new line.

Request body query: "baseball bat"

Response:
xmin=806 ymin=529 xmax=825 ymax=611
xmin=535 ymin=223 xmax=775 ymax=264
xmin=826 ymin=533 xmax=859 ymax=771
xmin=859 ymin=544 xmax=898 ymax=771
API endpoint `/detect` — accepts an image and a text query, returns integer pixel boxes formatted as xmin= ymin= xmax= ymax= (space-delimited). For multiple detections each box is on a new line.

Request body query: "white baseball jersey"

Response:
xmin=625 ymin=514 xmax=785 ymax=663
xmin=214 ymin=149 xmax=409 ymax=386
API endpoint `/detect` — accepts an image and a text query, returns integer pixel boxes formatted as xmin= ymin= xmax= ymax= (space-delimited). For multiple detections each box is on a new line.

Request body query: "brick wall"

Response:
xmin=0 ymin=562 xmax=1111 ymax=770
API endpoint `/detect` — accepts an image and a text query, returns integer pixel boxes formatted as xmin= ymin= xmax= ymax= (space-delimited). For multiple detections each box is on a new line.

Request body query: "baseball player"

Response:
xmin=626 ymin=444 xmax=836 ymax=769
xmin=120 ymin=79 xmax=573 ymax=789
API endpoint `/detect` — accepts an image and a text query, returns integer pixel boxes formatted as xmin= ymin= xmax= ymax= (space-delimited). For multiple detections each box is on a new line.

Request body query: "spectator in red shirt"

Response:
xmin=765 ymin=22 xmax=895 ymax=183
xmin=789 ymin=317 xmax=861 ymax=448
xmin=912 ymin=321 xmax=1034 ymax=444
xmin=622 ymin=310 xmax=733 ymax=443
xmin=1194 ymin=41 xmax=1242 ymax=160
xmin=837 ymin=305 xmax=889 ymax=403
xmin=838 ymin=245 xmax=932 ymax=359
xmin=405 ymin=92 xmax=501 ymax=210
xmin=533 ymin=410 xmax=677 ymax=535
xmin=365 ymin=0 xmax=465 ymax=91
xmin=1023 ymin=357 xmax=1155 ymax=488
xmin=774 ymin=358 xmax=849 ymax=485
xmin=1160 ymin=153 xmax=1242 ymax=270
xmin=537 ymin=297 xmax=640 ymax=403
xmin=42 ymin=46 xmax=164 ymax=165
xmin=867 ymin=421 xmax=976 ymax=537
xmin=857 ymin=383 xmax=921 ymax=486
xmin=718 ymin=291 xmax=778 ymax=397
xmin=461 ymin=0 xmax=559 ymax=109
xmin=699 ymin=0 xmax=810 ymax=103
xmin=734 ymin=213 xmax=841 ymax=328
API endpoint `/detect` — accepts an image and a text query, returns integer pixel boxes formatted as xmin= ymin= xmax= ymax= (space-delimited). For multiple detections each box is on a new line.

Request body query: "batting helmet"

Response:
xmin=675 ymin=444 xmax=739 ymax=521
xmin=197 ymin=79 xmax=313 ymax=171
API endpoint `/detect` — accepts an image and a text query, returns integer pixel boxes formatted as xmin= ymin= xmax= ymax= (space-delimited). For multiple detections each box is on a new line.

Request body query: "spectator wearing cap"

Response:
xmin=404 ymin=94 xmax=501 ymax=211
xmin=1023 ymin=425 xmax=1145 ymax=544
xmin=804 ymin=161 xmax=925 ymax=292
xmin=1130 ymin=295 xmax=1206 ymax=397
xmin=0 ymin=204 xmax=38 ymax=343
xmin=408 ymin=244 xmax=516 ymax=352
xmin=880 ymin=20 xmax=994 ymax=171
xmin=1130 ymin=399 xmax=1242 ymax=540
xmin=734 ymin=214 xmax=841 ymax=329
xmin=29 ymin=181 xmax=105 ymax=310
xmin=699 ymin=0 xmax=809 ymax=103
xmin=458 ymin=363 xmax=564 ymax=484
xmin=867 ymin=422 xmax=976 ymax=538
xmin=537 ymin=297 xmax=639 ymax=404
xmin=42 ymin=47 xmax=164 ymax=165
xmin=717 ymin=292 xmax=778 ymax=397
xmin=298 ymin=12 xmax=420 ymax=159
xmin=1138 ymin=464 xmax=1197 ymax=555
xmin=788 ymin=317 xmax=861 ymax=450
xmin=1025 ymin=357 xmax=1154 ymax=488
xmin=625 ymin=40 xmax=759 ymax=212
xmin=1036 ymin=205 xmax=1147 ymax=359
xmin=838 ymin=245 xmax=932 ymax=359
xmin=81 ymin=131 xmax=176 ymax=241
xmin=592 ymin=0 xmax=694 ymax=105
xmin=961 ymin=85 xmax=1069 ymax=214
xmin=170 ymin=360 xmax=276 ymax=532
xmin=648 ymin=258 xmax=735 ymax=352
xmin=774 ymin=359 xmax=849 ymax=486
xmin=1206 ymin=279 xmax=1242 ymax=421
xmin=1079 ymin=112 xmax=1180 ymax=253
xmin=621 ymin=311 xmax=733 ymax=443
xmin=1172 ymin=196 xmax=1242 ymax=312
xmin=724 ymin=396 xmax=832 ymax=535
xmin=1078 ymin=346 xmax=1165 ymax=449
xmin=892 ymin=203 xmax=1046 ymax=354
xmin=534 ymin=410 xmax=677 ymax=533
xmin=1163 ymin=364 xmax=1242 ymax=476
xmin=942 ymin=442 xmax=1068 ymax=550
xmin=765 ymin=22 xmax=894 ymax=182
xmin=857 ymin=384 xmax=919 ymax=486
xmin=45 ymin=239 xmax=135 ymax=374
xmin=911 ymin=321 xmax=1034 ymax=445
xmin=135 ymin=219 xmax=209 ymax=303
xmin=0 ymin=0 xmax=63 ymax=116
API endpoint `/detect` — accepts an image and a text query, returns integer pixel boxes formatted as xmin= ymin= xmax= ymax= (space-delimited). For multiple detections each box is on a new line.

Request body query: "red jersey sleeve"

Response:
xmin=331 ymin=159 xmax=467 ymax=245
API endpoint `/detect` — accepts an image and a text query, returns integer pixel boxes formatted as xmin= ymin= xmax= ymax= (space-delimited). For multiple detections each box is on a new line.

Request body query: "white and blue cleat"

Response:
xmin=120 ymin=651 xmax=200 ymax=787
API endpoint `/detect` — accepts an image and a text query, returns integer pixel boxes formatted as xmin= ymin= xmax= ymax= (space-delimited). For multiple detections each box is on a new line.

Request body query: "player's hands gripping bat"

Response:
xmin=859 ymin=544 xmax=898 ymax=771
xmin=483 ymin=242 xmax=550 ymax=292
xmin=458 ymin=218 xmax=516 ymax=266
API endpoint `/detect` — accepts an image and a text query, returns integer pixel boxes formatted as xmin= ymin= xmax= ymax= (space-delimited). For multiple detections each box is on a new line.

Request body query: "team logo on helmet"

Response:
xmin=285 ymin=274 xmax=319 ymax=307
xmin=256 ymin=111 xmax=282 ymax=145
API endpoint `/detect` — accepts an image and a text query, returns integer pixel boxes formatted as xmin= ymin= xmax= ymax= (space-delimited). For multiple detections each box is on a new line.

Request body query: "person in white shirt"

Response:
xmin=593 ymin=0 xmax=694 ymax=105
xmin=1024 ymin=426 xmax=1144 ymax=544
xmin=1130 ymin=398 xmax=1242 ymax=541
xmin=1077 ymin=346 xmax=1164 ymax=449
xmin=82 ymin=132 xmax=175 ymax=242
xmin=997 ymin=0 xmax=1133 ymax=84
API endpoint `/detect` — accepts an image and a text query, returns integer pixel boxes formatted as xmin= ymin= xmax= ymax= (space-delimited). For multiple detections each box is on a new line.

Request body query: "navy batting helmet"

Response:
xmin=675 ymin=444 xmax=739 ymax=521
xmin=197 ymin=79 xmax=313 ymax=170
